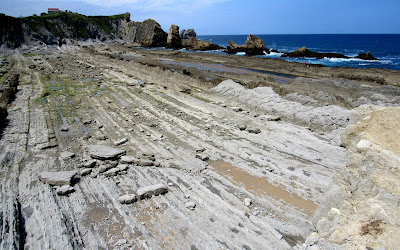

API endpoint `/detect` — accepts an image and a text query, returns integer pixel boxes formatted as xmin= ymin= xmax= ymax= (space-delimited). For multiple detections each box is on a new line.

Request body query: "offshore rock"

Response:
xmin=182 ymin=37 xmax=224 ymax=51
xmin=282 ymin=46 xmax=349 ymax=59
xmin=86 ymin=145 xmax=126 ymax=160
xmin=226 ymin=40 xmax=246 ymax=54
xmin=167 ymin=24 xmax=182 ymax=49
xmin=356 ymin=52 xmax=378 ymax=60
xmin=137 ymin=184 xmax=168 ymax=199
xmin=244 ymin=34 xmax=268 ymax=55
xmin=180 ymin=29 xmax=197 ymax=39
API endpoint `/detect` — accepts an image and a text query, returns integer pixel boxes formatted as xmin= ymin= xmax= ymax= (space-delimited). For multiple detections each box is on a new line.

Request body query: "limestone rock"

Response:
xmin=185 ymin=201 xmax=196 ymax=210
xmin=238 ymin=124 xmax=247 ymax=130
xmin=167 ymin=24 xmax=182 ymax=49
xmin=80 ymin=168 xmax=92 ymax=176
xmin=56 ymin=185 xmax=75 ymax=195
xmin=38 ymin=171 xmax=77 ymax=186
xmin=99 ymin=165 xmax=112 ymax=173
xmin=103 ymin=167 xmax=120 ymax=177
xmin=86 ymin=145 xmax=126 ymax=160
xmin=244 ymin=34 xmax=267 ymax=55
xmin=180 ymin=29 xmax=196 ymax=39
xmin=131 ymin=19 xmax=167 ymax=47
xmin=246 ymin=127 xmax=261 ymax=134
xmin=119 ymin=155 xmax=136 ymax=164
xmin=114 ymin=138 xmax=128 ymax=146
xmin=81 ymin=159 xmax=97 ymax=168
xmin=137 ymin=184 xmax=168 ymax=199
xmin=118 ymin=194 xmax=137 ymax=204
xmin=60 ymin=151 xmax=75 ymax=160
xmin=182 ymin=37 xmax=224 ymax=51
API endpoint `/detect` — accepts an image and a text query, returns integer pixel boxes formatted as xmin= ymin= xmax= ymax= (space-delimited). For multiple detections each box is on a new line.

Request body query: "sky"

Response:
xmin=1 ymin=0 xmax=400 ymax=35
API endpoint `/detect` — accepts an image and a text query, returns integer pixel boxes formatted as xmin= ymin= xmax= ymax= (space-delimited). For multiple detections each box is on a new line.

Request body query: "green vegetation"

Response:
xmin=23 ymin=12 xmax=125 ymax=39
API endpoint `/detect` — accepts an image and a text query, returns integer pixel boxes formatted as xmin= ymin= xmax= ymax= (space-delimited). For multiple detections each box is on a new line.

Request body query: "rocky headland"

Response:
xmin=0 ymin=11 xmax=399 ymax=250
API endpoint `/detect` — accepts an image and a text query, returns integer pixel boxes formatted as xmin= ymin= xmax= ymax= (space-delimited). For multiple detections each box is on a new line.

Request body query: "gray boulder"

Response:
xmin=86 ymin=145 xmax=126 ymax=160
xmin=118 ymin=194 xmax=137 ymax=204
xmin=137 ymin=184 xmax=168 ymax=199
xmin=56 ymin=185 xmax=75 ymax=195
xmin=39 ymin=171 xmax=77 ymax=186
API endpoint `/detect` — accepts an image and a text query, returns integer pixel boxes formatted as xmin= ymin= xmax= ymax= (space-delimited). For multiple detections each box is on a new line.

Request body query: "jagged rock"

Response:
xmin=38 ymin=171 xmax=77 ymax=186
xmin=86 ymin=145 xmax=126 ymax=160
xmin=114 ymin=138 xmax=128 ymax=146
xmin=182 ymin=37 xmax=224 ymax=51
xmin=356 ymin=52 xmax=378 ymax=60
xmin=56 ymin=185 xmax=75 ymax=195
xmin=118 ymin=194 xmax=137 ymax=204
xmin=167 ymin=24 xmax=182 ymax=49
xmin=282 ymin=46 xmax=349 ymax=59
xmin=137 ymin=184 xmax=168 ymax=199
xmin=244 ymin=34 xmax=268 ymax=55
xmin=131 ymin=19 xmax=167 ymax=47
xmin=60 ymin=151 xmax=75 ymax=160
xmin=180 ymin=29 xmax=196 ymax=39
xmin=81 ymin=159 xmax=97 ymax=168
xmin=185 ymin=201 xmax=196 ymax=210
xmin=226 ymin=40 xmax=246 ymax=54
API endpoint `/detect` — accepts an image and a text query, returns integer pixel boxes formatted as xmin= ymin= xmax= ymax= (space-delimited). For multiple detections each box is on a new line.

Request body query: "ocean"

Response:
xmin=196 ymin=34 xmax=400 ymax=70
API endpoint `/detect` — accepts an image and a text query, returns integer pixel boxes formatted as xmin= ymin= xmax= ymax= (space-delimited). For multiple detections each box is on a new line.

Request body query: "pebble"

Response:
xmin=244 ymin=198 xmax=252 ymax=207
xmin=185 ymin=201 xmax=196 ymax=210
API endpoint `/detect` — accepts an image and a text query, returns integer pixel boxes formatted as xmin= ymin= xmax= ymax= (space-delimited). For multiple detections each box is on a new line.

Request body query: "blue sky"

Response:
xmin=1 ymin=0 xmax=399 ymax=35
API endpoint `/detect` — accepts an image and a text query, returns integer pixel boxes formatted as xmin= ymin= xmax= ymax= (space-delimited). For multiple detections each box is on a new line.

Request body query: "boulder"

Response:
xmin=86 ymin=145 xmax=126 ymax=160
xmin=118 ymin=194 xmax=137 ymax=204
xmin=131 ymin=19 xmax=167 ymax=47
xmin=180 ymin=29 xmax=197 ymax=39
xmin=246 ymin=127 xmax=261 ymax=134
xmin=182 ymin=37 xmax=224 ymax=51
xmin=167 ymin=24 xmax=182 ymax=49
xmin=282 ymin=46 xmax=349 ymax=59
xmin=244 ymin=34 xmax=268 ymax=55
xmin=56 ymin=185 xmax=75 ymax=195
xmin=38 ymin=171 xmax=77 ymax=186
xmin=137 ymin=184 xmax=168 ymax=199
xmin=356 ymin=52 xmax=378 ymax=60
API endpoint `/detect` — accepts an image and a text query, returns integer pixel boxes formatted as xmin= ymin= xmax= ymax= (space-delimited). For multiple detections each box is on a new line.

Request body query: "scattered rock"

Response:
xmin=246 ymin=127 xmax=261 ymax=134
xmin=137 ymin=184 xmax=168 ymax=199
xmin=103 ymin=167 xmax=120 ymax=177
xmin=81 ymin=159 xmax=97 ymax=168
xmin=80 ymin=168 xmax=92 ymax=176
xmin=61 ymin=126 xmax=69 ymax=132
xmin=83 ymin=119 xmax=92 ymax=125
xmin=114 ymin=138 xmax=128 ymax=146
xmin=117 ymin=164 xmax=128 ymax=171
xmin=98 ymin=165 xmax=111 ymax=173
xmin=231 ymin=107 xmax=242 ymax=112
xmin=95 ymin=133 xmax=108 ymax=140
xmin=244 ymin=198 xmax=252 ymax=207
xmin=195 ymin=154 xmax=209 ymax=161
xmin=185 ymin=201 xmax=196 ymax=210
xmin=119 ymin=155 xmax=136 ymax=164
xmin=238 ymin=124 xmax=247 ymax=130
xmin=118 ymin=194 xmax=137 ymax=204
xmin=60 ymin=151 xmax=75 ymax=160
xmin=135 ymin=158 xmax=155 ymax=166
xmin=38 ymin=171 xmax=77 ymax=186
xmin=56 ymin=185 xmax=75 ymax=195
xmin=86 ymin=145 xmax=126 ymax=160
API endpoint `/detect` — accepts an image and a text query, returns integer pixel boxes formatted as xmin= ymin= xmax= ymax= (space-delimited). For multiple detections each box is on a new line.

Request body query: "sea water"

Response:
xmin=196 ymin=34 xmax=400 ymax=70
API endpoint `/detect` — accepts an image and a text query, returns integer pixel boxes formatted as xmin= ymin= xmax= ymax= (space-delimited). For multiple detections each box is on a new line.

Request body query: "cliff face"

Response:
xmin=0 ymin=12 xmax=128 ymax=48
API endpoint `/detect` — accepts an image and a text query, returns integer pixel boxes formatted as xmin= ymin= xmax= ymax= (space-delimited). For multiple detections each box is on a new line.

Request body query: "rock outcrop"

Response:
xmin=355 ymin=51 xmax=378 ymax=60
xmin=182 ymin=37 xmax=224 ymax=51
xmin=226 ymin=35 xmax=269 ymax=55
xmin=300 ymin=106 xmax=400 ymax=249
xmin=130 ymin=19 xmax=167 ymax=47
xmin=167 ymin=24 xmax=182 ymax=49
xmin=244 ymin=34 xmax=268 ymax=55
xmin=0 ymin=73 xmax=19 ymax=128
xmin=180 ymin=29 xmax=196 ymax=39
xmin=282 ymin=46 xmax=349 ymax=59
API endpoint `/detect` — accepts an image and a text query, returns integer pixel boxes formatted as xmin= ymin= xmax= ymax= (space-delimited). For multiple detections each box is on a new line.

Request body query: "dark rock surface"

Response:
xmin=131 ymin=19 xmax=167 ymax=47
xmin=226 ymin=35 xmax=268 ymax=55
xmin=282 ymin=46 xmax=349 ymax=59
xmin=167 ymin=24 xmax=182 ymax=49
xmin=182 ymin=37 xmax=224 ymax=51
xmin=355 ymin=52 xmax=378 ymax=60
